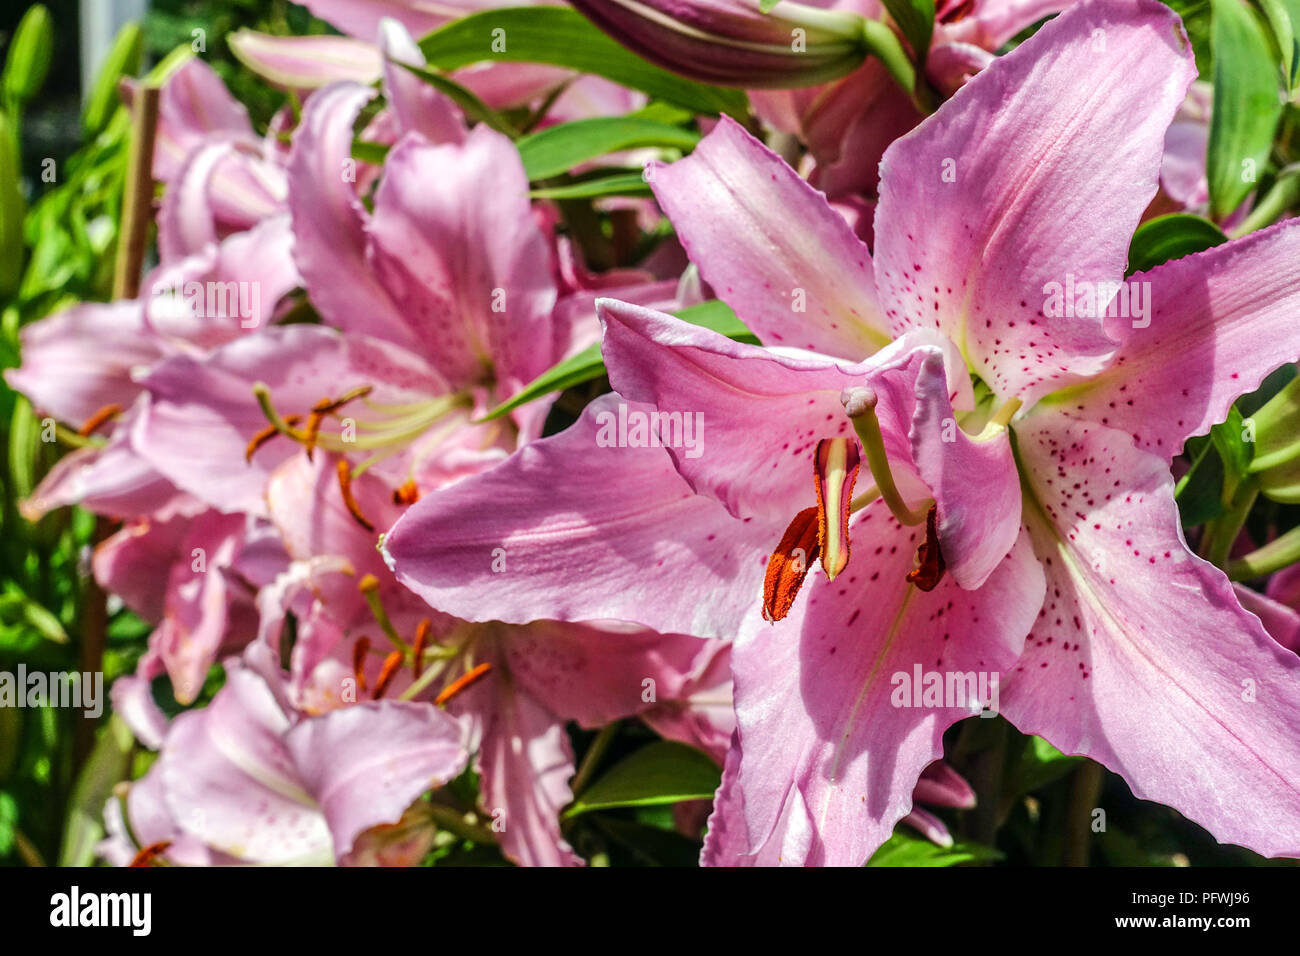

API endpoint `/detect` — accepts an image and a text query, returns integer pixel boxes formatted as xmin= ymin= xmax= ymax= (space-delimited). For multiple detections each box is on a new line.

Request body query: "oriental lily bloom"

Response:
xmin=253 ymin=451 xmax=734 ymax=867
xmin=386 ymin=0 xmax=1300 ymax=864
xmin=128 ymin=78 xmax=562 ymax=520
xmin=96 ymin=507 xmax=289 ymax=729
xmin=140 ymin=57 xmax=293 ymax=266
xmin=99 ymin=644 xmax=469 ymax=866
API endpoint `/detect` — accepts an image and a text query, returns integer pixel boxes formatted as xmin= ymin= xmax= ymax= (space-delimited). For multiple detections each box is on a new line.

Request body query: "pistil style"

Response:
xmin=841 ymin=386 xmax=932 ymax=526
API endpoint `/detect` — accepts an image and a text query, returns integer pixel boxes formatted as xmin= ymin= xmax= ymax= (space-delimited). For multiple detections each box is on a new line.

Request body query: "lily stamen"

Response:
xmin=246 ymin=414 xmax=303 ymax=462
xmin=77 ymin=402 xmax=123 ymax=437
xmin=434 ymin=662 xmax=493 ymax=707
xmin=338 ymin=459 xmax=375 ymax=531
xmin=841 ymin=386 xmax=932 ymax=526
xmin=128 ymin=841 xmax=172 ymax=868
xmin=252 ymin=382 xmax=309 ymax=442
xmin=352 ymin=636 xmax=371 ymax=693
xmin=371 ymin=650 xmax=405 ymax=700
xmin=906 ymin=505 xmax=947 ymax=592
xmin=411 ymin=618 xmax=431 ymax=679
xmin=393 ymin=479 xmax=420 ymax=506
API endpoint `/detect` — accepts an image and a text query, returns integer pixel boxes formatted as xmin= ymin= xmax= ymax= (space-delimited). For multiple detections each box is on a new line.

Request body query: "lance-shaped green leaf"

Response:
xmin=563 ymin=741 xmax=721 ymax=817
xmin=60 ymin=716 xmax=135 ymax=866
xmin=477 ymin=300 xmax=756 ymax=422
xmin=418 ymin=7 xmax=748 ymax=116
xmin=516 ymin=116 xmax=698 ymax=180
xmin=1207 ymin=0 xmax=1284 ymax=219
xmin=1126 ymin=213 xmax=1227 ymax=274
xmin=1258 ymin=0 xmax=1300 ymax=92
xmin=867 ymin=832 xmax=1003 ymax=866
xmin=530 ymin=170 xmax=652 ymax=200
xmin=82 ymin=22 xmax=143 ymax=137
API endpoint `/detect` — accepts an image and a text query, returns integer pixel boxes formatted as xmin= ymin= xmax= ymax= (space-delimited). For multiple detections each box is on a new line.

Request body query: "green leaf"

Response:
xmin=82 ymin=22 xmax=143 ymax=137
xmin=516 ymin=116 xmax=698 ymax=180
xmin=1210 ymin=405 xmax=1254 ymax=505
xmin=1126 ymin=213 xmax=1227 ymax=274
xmin=0 ymin=791 xmax=17 ymax=856
xmin=60 ymin=715 xmax=134 ymax=866
xmin=867 ymin=831 xmax=1003 ymax=866
xmin=477 ymin=300 xmax=756 ymax=422
xmin=0 ymin=593 xmax=69 ymax=644
xmin=1258 ymin=0 xmax=1300 ymax=91
xmin=879 ymin=0 xmax=936 ymax=68
xmin=419 ymin=7 xmax=748 ymax=116
xmin=1176 ymin=435 xmax=1228 ymax=526
xmin=589 ymin=816 xmax=703 ymax=866
xmin=530 ymin=170 xmax=652 ymax=200
xmin=1207 ymin=0 xmax=1284 ymax=219
xmin=563 ymin=741 xmax=721 ymax=818
xmin=1006 ymin=734 xmax=1083 ymax=798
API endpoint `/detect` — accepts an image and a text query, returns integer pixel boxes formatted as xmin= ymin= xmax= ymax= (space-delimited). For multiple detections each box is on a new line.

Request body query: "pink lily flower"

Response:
xmin=247 ymin=450 xmax=737 ymax=867
xmin=95 ymin=507 xmax=288 ymax=718
xmin=386 ymin=0 xmax=1300 ymax=864
xmin=127 ymin=79 xmax=561 ymax=518
xmin=99 ymin=644 xmax=469 ymax=866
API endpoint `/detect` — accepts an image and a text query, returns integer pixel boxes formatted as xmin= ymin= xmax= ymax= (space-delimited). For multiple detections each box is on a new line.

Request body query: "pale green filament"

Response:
xmin=843 ymin=387 xmax=931 ymax=526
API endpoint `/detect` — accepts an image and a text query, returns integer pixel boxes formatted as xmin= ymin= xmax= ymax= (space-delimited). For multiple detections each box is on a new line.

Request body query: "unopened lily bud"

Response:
xmin=0 ymin=110 xmax=24 ymax=299
xmin=1247 ymin=375 xmax=1300 ymax=505
xmin=570 ymin=0 xmax=869 ymax=89
xmin=2 ymin=4 xmax=53 ymax=107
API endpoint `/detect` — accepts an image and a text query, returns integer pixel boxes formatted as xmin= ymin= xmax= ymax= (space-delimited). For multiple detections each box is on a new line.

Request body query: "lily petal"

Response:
xmin=383 ymin=395 xmax=774 ymax=640
xmin=365 ymin=126 xmax=557 ymax=387
xmin=875 ymin=0 xmax=1195 ymax=405
xmin=1004 ymin=412 xmax=1300 ymax=857
xmin=287 ymin=83 xmax=410 ymax=347
xmin=1045 ymin=219 xmax=1300 ymax=461
xmin=228 ymin=30 xmax=382 ymax=88
xmin=650 ymin=115 xmax=890 ymax=359
xmin=726 ymin=503 xmax=1043 ymax=865
xmin=284 ymin=698 xmax=468 ymax=857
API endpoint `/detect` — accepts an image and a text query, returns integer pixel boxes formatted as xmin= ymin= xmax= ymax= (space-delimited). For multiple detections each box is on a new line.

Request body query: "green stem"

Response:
xmin=1230 ymin=169 xmax=1300 ymax=238
xmin=1063 ymin=761 xmax=1103 ymax=867
xmin=569 ymin=722 xmax=619 ymax=800
xmin=1228 ymin=523 xmax=1300 ymax=580
xmin=1200 ymin=484 xmax=1258 ymax=569
xmin=425 ymin=803 xmax=496 ymax=845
